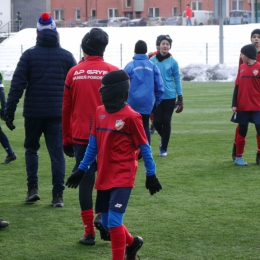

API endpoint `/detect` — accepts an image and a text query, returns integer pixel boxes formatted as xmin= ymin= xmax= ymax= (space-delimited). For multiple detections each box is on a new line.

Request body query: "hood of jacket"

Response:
xmin=36 ymin=29 xmax=60 ymax=48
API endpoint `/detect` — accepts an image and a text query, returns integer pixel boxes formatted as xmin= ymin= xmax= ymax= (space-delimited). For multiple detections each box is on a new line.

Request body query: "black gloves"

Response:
xmin=4 ymin=115 xmax=15 ymax=130
xmin=145 ymin=175 xmax=162 ymax=195
xmin=175 ymin=95 xmax=183 ymax=113
xmin=63 ymin=145 xmax=75 ymax=157
xmin=177 ymin=95 xmax=183 ymax=106
xmin=65 ymin=169 xmax=85 ymax=188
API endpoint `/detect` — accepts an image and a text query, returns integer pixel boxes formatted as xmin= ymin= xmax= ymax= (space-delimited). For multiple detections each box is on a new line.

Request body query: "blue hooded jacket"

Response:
xmin=124 ymin=54 xmax=164 ymax=115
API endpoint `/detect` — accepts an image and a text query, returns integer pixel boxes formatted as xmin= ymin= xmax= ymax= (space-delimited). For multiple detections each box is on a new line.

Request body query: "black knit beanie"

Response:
xmin=251 ymin=29 xmax=260 ymax=38
xmin=134 ymin=40 xmax=147 ymax=54
xmin=158 ymin=35 xmax=172 ymax=48
xmin=156 ymin=35 xmax=164 ymax=46
xmin=241 ymin=44 xmax=257 ymax=60
xmin=81 ymin=28 xmax=108 ymax=57
xmin=100 ymin=70 xmax=130 ymax=113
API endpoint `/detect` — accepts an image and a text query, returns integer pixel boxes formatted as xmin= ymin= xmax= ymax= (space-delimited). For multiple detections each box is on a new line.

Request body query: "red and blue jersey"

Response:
xmin=236 ymin=61 xmax=260 ymax=111
xmin=92 ymin=104 xmax=148 ymax=190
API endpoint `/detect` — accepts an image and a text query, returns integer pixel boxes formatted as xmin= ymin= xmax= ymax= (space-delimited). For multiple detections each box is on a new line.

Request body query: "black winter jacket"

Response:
xmin=5 ymin=29 xmax=77 ymax=118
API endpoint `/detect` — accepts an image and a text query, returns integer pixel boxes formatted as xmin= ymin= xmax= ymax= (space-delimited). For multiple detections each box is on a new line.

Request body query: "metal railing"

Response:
xmin=0 ymin=20 xmax=23 ymax=38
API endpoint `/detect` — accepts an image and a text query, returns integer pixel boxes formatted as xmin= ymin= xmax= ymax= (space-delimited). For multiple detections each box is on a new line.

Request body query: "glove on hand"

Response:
xmin=177 ymin=95 xmax=183 ymax=106
xmin=175 ymin=95 xmax=183 ymax=113
xmin=145 ymin=175 xmax=162 ymax=195
xmin=65 ymin=169 xmax=85 ymax=189
xmin=63 ymin=145 xmax=75 ymax=157
xmin=4 ymin=115 xmax=15 ymax=130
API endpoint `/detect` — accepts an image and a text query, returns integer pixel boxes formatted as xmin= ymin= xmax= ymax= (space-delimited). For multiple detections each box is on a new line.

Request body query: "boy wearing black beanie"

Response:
xmin=63 ymin=28 xmax=118 ymax=245
xmin=124 ymin=40 xmax=164 ymax=148
xmin=231 ymin=43 xmax=260 ymax=166
xmin=66 ymin=70 xmax=162 ymax=260
xmin=232 ymin=29 xmax=260 ymax=163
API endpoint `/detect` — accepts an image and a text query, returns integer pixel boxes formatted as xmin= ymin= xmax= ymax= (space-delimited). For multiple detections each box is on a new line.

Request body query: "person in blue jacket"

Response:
xmin=150 ymin=35 xmax=183 ymax=157
xmin=124 ymin=40 xmax=164 ymax=146
xmin=0 ymin=71 xmax=16 ymax=164
xmin=4 ymin=12 xmax=77 ymax=207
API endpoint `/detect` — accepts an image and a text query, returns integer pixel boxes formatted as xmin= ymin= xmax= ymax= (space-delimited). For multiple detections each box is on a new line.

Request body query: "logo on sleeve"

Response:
xmin=253 ymin=69 xmax=259 ymax=76
xmin=115 ymin=120 xmax=125 ymax=130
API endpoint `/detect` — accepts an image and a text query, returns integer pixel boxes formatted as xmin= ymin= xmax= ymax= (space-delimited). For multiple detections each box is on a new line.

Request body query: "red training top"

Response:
xmin=236 ymin=61 xmax=260 ymax=111
xmin=93 ymin=104 xmax=148 ymax=190
xmin=62 ymin=56 xmax=118 ymax=146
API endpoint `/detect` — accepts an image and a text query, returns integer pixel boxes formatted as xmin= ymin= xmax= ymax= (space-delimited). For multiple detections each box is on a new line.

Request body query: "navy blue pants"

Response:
xmin=24 ymin=118 xmax=65 ymax=193
xmin=73 ymin=143 xmax=96 ymax=211
xmin=0 ymin=126 xmax=14 ymax=156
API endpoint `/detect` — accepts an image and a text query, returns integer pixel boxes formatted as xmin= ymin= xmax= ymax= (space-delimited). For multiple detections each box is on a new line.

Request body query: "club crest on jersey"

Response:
xmin=253 ymin=69 xmax=259 ymax=76
xmin=115 ymin=120 xmax=125 ymax=130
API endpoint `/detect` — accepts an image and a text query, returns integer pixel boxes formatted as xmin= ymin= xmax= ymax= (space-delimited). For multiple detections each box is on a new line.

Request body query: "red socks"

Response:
xmin=234 ymin=125 xmax=239 ymax=143
xmin=81 ymin=209 xmax=95 ymax=236
xmin=122 ymin=224 xmax=134 ymax=246
xmin=236 ymin=133 xmax=246 ymax=157
xmin=109 ymin=225 xmax=126 ymax=260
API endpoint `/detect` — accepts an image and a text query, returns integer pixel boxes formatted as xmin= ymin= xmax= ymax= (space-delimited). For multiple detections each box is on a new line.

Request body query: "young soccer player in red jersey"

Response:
xmin=231 ymin=44 xmax=260 ymax=166
xmin=62 ymin=28 xmax=118 ymax=245
xmin=232 ymin=29 xmax=260 ymax=161
xmin=66 ymin=70 xmax=162 ymax=260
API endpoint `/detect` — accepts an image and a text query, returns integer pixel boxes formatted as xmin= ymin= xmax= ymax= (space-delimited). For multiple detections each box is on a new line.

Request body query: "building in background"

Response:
xmin=0 ymin=0 xmax=258 ymax=31
xmin=0 ymin=0 xmax=50 ymax=33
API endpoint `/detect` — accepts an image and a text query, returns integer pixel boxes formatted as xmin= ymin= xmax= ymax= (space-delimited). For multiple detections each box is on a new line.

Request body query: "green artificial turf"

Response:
xmin=1 ymin=81 xmax=260 ymax=260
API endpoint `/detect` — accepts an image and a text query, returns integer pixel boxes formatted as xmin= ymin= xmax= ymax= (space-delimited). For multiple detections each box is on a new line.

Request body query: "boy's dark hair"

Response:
xmin=17 ymin=12 xmax=20 ymax=15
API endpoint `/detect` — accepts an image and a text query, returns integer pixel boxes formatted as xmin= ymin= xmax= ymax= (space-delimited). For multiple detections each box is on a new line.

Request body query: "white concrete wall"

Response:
xmin=0 ymin=0 xmax=11 ymax=27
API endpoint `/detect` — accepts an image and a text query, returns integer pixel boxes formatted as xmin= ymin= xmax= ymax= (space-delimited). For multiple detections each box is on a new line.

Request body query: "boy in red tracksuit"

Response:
xmin=66 ymin=70 xmax=162 ymax=260
xmin=231 ymin=44 xmax=260 ymax=166
xmin=62 ymin=28 xmax=118 ymax=245
xmin=232 ymin=29 xmax=260 ymax=162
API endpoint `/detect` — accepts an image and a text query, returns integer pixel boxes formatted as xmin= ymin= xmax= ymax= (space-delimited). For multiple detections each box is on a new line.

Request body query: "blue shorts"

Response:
xmin=95 ymin=187 xmax=132 ymax=214
xmin=231 ymin=111 xmax=260 ymax=125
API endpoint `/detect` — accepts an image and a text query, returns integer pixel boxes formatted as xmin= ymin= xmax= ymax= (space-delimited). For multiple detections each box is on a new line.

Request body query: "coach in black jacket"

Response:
xmin=4 ymin=12 xmax=77 ymax=207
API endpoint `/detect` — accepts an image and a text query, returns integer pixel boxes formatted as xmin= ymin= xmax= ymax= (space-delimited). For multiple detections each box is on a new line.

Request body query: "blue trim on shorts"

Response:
xmin=95 ymin=187 xmax=132 ymax=213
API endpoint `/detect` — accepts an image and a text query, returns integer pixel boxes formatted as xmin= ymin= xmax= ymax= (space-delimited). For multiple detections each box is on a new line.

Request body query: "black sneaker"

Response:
xmin=0 ymin=220 xmax=9 ymax=229
xmin=256 ymin=153 xmax=260 ymax=165
xmin=1 ymin=153 xmax=17 ymax=164
xmin=25 ymin=184 xmax=40 ymax=203
xmin=232 ymin=144 xmax=236 ymax=161
xmin=79 ymin=234 xmax=95 ymax=245
xmin=52 ymin=192 xmax=63 ymax=207
xmin=94 ymin=214 xmax=110 ymax=241
xmin=125 ymin=236 xmax=143 ymax=260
